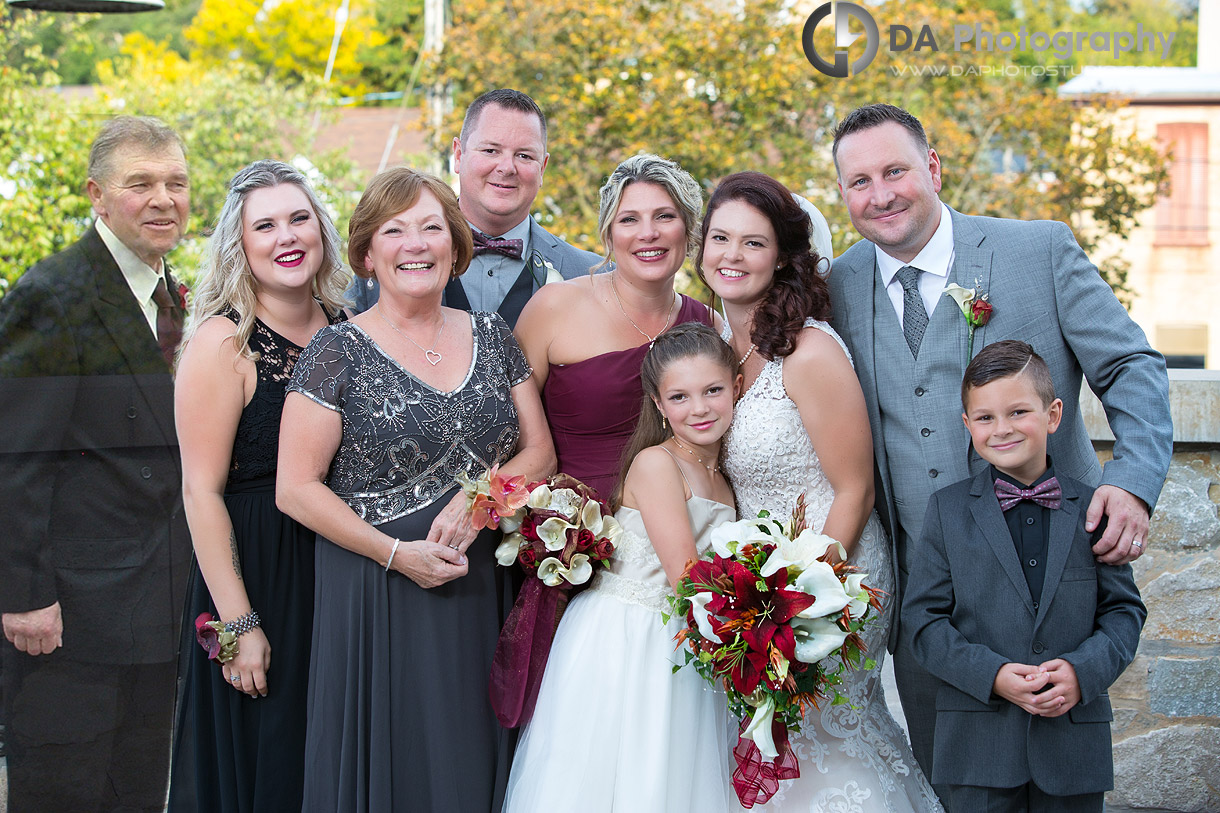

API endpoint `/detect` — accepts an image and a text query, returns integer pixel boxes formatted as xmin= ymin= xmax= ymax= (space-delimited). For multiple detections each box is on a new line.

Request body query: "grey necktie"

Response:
xmin=896 ymin=266 xmax=928 ymax=358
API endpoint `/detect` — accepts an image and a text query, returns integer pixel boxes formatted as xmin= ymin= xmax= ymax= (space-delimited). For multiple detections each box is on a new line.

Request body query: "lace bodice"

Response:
xmin=225 ymin=307 xmax=343 ymax=485
xmin=589 ymin=496 xmax=735 ymax=613
xmin=287 ymin=312 xmax=530 ymax=525
xmin=723 ymin=319 xmax=853 ymax=529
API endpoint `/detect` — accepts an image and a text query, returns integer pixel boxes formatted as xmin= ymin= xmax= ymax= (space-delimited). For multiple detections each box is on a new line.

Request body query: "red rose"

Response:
xmin=970 ymin=298 xmax=992 ymax=326
xmin=519 ymin=513 xmax=538 ymax=540
xmin=177 ymin=282 xmax=190 ymax=311
xmin=575 ymin=528 xmax=596 ymax=552
xmin=519 ymin=547 xmax=539 ymax=571
xmin=592 ymin=539 xmax=615 ymax=561
xmin=195 ymin=612 xmax=221 ymax=661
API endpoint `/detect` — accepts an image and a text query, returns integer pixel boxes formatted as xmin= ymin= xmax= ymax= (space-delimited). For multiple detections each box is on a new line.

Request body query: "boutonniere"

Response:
xmin=944 ymin=283 xmax=992 ymax=357
xmin=177 ymin=282 xmax=191 ymax=311
xmin=528 ymin=255 xmax=564 ymax=288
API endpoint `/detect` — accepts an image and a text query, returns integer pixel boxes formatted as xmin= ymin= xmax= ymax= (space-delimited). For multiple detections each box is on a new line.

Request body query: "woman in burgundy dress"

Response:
xmin=514 ymin=154 xmax=715 ymax=500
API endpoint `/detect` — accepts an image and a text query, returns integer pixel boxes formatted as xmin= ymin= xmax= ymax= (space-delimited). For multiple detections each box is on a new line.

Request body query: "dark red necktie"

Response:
xmin=471 ymin=230 xmax=524 ymax=260
xmin=994 ymin=477 xmax=1063 ymax=512
xmin=151 ymin=276 xmax=184 ymax=366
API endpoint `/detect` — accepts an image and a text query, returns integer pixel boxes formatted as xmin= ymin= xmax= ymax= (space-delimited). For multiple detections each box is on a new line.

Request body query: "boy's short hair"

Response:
xmin=962 ymin=340 xmax=1057 ymax=409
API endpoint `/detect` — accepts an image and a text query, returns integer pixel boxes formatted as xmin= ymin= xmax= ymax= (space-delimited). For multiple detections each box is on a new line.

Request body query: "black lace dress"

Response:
xmin=287 ymin=312 xmax=527 ymax=812
xmin=169 ymin=308 xmax=342 ymax=813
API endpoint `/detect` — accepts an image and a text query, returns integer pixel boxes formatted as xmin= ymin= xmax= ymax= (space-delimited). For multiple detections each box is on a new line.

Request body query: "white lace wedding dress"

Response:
xmin=722 ymin=320 xmax=943 ymax=813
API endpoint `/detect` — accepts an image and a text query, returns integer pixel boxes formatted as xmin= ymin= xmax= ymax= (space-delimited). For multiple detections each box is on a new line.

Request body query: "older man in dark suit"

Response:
xmin=0 ymin=116 xmax=191 ymax=812
xmin=349 ymin=89 xmax=601 ymax=326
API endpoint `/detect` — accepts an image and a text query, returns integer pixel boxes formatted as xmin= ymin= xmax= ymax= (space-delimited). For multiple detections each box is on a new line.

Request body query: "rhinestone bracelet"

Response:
xmin=224 ymin=609 xmax=261 ymax=637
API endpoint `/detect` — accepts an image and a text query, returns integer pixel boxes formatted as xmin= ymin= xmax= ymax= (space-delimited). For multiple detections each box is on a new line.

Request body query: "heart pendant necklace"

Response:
xmin=377 ymin=305 xmax=446 ymax=366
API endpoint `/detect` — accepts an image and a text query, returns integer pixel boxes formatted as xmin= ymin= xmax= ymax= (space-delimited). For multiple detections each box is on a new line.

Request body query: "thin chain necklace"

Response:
xmin=376 ymin=305 xmax=446 ymax=366
xmin=610 ymin=273 xmax=678 ymax=346
xmin=670 ymin=437 xmax=720 ymax=475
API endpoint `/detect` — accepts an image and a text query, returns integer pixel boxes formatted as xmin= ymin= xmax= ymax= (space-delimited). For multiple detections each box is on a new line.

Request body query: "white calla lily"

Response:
xmin=792 ymin=560 xmax=852 ymax=618
xmin=495 ymin=532 xmax=525 ymax=566
xmin=760 ymin=529 xmax=838 ymax=576
xmin=527 ymin=484 xmax=552 ymax=509
xmin=498 ymin=513 xmax=522 ymax=533
xmin=710 ymin=517 xmax=779 ymax=558
xmin=943 ymin=283 xmax=976 ymax=315
xmin=599 ymin=514 xmax=623 ymax=542
xmin=689 ymin=591 xmax=724 ymax=643
xmin=536 ymin=557 xmax=566 ymax=587
xmin=565 ymin=553 xmax=593 ymax=585
xmin=743 ymin=695 xmax=778 ymax=758
xmin=843 ymin=572 xmax=871 ymax=618
xmin=580 ymin=499 xmax=604 ymax=533
xmin=537 ymin=517 xmax=574 ymax=551
xmin=791 ymin=615 xmax=850 ymax=663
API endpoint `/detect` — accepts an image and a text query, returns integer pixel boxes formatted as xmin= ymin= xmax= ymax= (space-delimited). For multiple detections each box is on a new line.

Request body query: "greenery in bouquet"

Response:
xmin=666 ymin=497 xmax=882 ymax=758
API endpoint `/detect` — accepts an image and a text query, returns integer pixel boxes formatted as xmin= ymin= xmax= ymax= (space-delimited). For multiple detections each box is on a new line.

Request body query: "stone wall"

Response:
xmin=1081 ymin=370 xmax=1220 ymax=812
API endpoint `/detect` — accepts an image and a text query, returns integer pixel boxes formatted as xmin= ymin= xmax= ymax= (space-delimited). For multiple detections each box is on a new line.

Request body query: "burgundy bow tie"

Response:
xmin=471 ymin=230 xmax=523 ymax=260
xmin=994 ymin=477 xmax=1063 ymax=511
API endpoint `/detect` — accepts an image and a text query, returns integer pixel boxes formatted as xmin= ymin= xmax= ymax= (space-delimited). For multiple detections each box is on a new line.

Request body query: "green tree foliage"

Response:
xmin=1 ymin=13 xmax=359 ymax=292
xmin=436 ymin=0 xmax=1167 ymax=300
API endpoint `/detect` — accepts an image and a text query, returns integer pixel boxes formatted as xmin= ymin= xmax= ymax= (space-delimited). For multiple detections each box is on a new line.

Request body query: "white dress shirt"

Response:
xmin=875 ymin=202 xmax=956 ymax=323
xmin=95 ymin=217 xmax=164 ymax=337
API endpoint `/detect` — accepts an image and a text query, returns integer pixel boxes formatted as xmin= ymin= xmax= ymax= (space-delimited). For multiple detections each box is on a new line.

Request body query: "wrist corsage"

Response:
xmin=194 ymin=608 xmax=260 ymax=665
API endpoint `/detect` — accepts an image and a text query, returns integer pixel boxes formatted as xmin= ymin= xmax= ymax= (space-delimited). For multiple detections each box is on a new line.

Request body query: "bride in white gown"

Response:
xmin=698 ymin=173 xmax=943 ymax=813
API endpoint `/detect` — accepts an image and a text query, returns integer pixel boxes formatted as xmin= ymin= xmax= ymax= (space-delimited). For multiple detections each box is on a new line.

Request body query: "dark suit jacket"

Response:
xmin=347 ymin=216 xmax=602 ymax=326
xmin=902 ymin=469 xmax=1145 ymax=795
xmin=0 ymin=225 xmax=190 ymax=664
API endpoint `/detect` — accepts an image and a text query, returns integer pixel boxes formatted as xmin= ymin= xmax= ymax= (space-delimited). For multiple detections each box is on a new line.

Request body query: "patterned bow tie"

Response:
xmin=471 ymin=230 xmax=523 ymax=260
xmin=994 ymin=477 xmax=1063 ymax=511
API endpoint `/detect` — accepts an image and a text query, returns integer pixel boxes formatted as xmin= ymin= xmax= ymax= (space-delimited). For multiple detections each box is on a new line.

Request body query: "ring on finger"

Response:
xmin=1132 ymin=539 xmax=1144 ymax=549
xmin=230 ymin=674 xmax=241 ymax=683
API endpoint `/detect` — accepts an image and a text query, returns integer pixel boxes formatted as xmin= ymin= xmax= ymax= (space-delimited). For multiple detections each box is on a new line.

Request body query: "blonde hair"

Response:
xmin=592 ymin=154 xmax=703 ymax=274
xmin=180 ymin=160 xmax=349 ymax=363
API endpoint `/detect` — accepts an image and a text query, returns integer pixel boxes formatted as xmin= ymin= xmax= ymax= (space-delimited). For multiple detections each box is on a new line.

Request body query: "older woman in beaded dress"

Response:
xmin=277 ymin=168 xmax=554 ymax=812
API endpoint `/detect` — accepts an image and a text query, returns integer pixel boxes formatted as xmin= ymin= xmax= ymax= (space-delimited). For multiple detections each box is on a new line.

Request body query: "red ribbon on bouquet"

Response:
xmin=488 ymin=577 xmax=570 ymax=728
xmin=732 ymin=716 xmax=800 ymax=808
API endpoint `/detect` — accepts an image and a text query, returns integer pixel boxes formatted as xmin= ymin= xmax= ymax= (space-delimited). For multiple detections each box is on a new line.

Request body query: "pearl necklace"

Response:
xmin=611 ymin=273 xmax=678 ymax=346
xmin=737 ymin=343 xmax=757 ymax=367
xmin=671 ymin=437 xmax=720 ymax=475
xmin=377 ymin=305 xmax=446 ymax=366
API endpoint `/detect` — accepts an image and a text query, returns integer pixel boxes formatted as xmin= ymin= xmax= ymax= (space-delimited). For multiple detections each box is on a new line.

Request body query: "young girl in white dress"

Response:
xmin=503 ymin=322 xmax=741 ymax=812
xmin=698 ymin=172 xmax=943 ymax=812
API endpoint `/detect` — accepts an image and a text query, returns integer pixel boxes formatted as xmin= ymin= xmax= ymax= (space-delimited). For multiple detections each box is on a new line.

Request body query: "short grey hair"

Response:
xmin=88 ymin=116 xmax=186 ymax=183
xmin=594 ymin=153 xmax=703 ymax=273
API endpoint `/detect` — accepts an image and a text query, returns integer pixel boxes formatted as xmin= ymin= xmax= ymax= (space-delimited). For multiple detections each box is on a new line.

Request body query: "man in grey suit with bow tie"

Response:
xmin=826 ymin=103 xmax=1171 ymax=790
xmin=349 ymin=89 xmax=600 ymax=326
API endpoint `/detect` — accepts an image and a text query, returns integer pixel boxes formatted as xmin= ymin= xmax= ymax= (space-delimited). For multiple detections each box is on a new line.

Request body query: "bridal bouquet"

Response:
xmin=458 ymin=468 xmax=621 ymax=726
xmin=666 ymin=497 xmax=881 ymax=808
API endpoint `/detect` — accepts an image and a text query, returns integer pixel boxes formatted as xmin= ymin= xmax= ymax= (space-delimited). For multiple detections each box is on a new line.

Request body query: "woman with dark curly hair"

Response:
xmin=698 ymin=171 xmax=942 ymax=812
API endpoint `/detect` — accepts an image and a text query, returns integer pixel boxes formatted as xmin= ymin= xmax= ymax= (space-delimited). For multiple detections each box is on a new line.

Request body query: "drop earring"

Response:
xmin=366 ymin=277 xmax=375 ymax=289
xmin=660 ymin=412 xmax=667 ymax=430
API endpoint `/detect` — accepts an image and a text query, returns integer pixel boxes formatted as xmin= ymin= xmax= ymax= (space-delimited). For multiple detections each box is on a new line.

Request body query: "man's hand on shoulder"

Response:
xmin=3 ymin=601 xmax=63 ymax=656
xmin=1086 ymin=485 xmax=1149 ymax=566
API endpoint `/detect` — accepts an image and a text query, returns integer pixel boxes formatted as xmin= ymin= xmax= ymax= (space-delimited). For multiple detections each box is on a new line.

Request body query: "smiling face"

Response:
xmin=453 ymin=103 xmax=548 ymax=236
xmin=87 ymin=142 xmax=190 ymax=269
xmin=610 ymin=182 xmax=688 ymax=286
xmin=653 ymin=354 xmax=740 ymax=452
xmin=701 ymin=198 xmax=781 ymax=309
xmin=835 ymin=121 xmax=943 ymax=264
xmin=363 ymin=188 xmax=454 ymax=304
xmin=963 ymin=372 xmax=1063 ymax=486
xmin=241 ymin=183 xmax=324 ymax=295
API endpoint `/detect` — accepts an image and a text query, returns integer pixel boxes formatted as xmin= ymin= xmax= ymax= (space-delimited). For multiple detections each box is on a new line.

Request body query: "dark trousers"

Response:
xmin=944 ymin=782 xmax=1104 ymax=813
xmin=2 ymin=646 xmax=175 ymax=813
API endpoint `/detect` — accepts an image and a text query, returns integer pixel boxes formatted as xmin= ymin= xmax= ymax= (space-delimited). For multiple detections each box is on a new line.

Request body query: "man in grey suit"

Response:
xmin=349 ymin=89 xmax=600 ymax=326
xmin=826 ymin=103 xmax=1171 ymax=787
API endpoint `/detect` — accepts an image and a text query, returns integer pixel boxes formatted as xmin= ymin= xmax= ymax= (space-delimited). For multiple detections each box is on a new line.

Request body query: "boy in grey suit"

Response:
xmin=903 ymin=341 xmax=1145 ymax=813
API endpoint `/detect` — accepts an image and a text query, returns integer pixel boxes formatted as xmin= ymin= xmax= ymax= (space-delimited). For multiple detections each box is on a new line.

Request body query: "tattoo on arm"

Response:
xmin=230 ymin=530 xmax=242 ymax=581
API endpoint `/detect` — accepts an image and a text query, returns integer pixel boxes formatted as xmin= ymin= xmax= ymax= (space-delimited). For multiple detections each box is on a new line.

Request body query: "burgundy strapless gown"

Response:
xmin=541 ymin=294 xmax=713 ymax=501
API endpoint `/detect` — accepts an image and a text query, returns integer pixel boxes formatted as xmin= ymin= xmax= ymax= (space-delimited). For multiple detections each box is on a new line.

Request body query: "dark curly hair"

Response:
xmin=695 ymin=171 xmax=831 ymax=360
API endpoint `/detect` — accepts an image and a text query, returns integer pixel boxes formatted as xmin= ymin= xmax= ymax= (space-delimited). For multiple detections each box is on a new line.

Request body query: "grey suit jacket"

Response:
xmin=902 ymin=469 xmax=1145 ymax=794
xmin=346 ymin=215 xmax=601 ymax=326
xmin=828 ymin=208 xmax=1172 ymax=554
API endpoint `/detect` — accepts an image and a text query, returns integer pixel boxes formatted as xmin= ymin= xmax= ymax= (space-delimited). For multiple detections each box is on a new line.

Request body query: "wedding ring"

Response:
xmin=230 ymin=675 xmax=241 ymax=683
xmin=1132 ymin=539 xmax=1144 ymax=549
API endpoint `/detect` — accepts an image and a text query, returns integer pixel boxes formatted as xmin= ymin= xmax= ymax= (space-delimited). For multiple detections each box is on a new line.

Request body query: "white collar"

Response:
xmin=875 ymin=202 xmax=955 ymax=285
xmin=95 ymin=217 xmax=164 ymax=303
